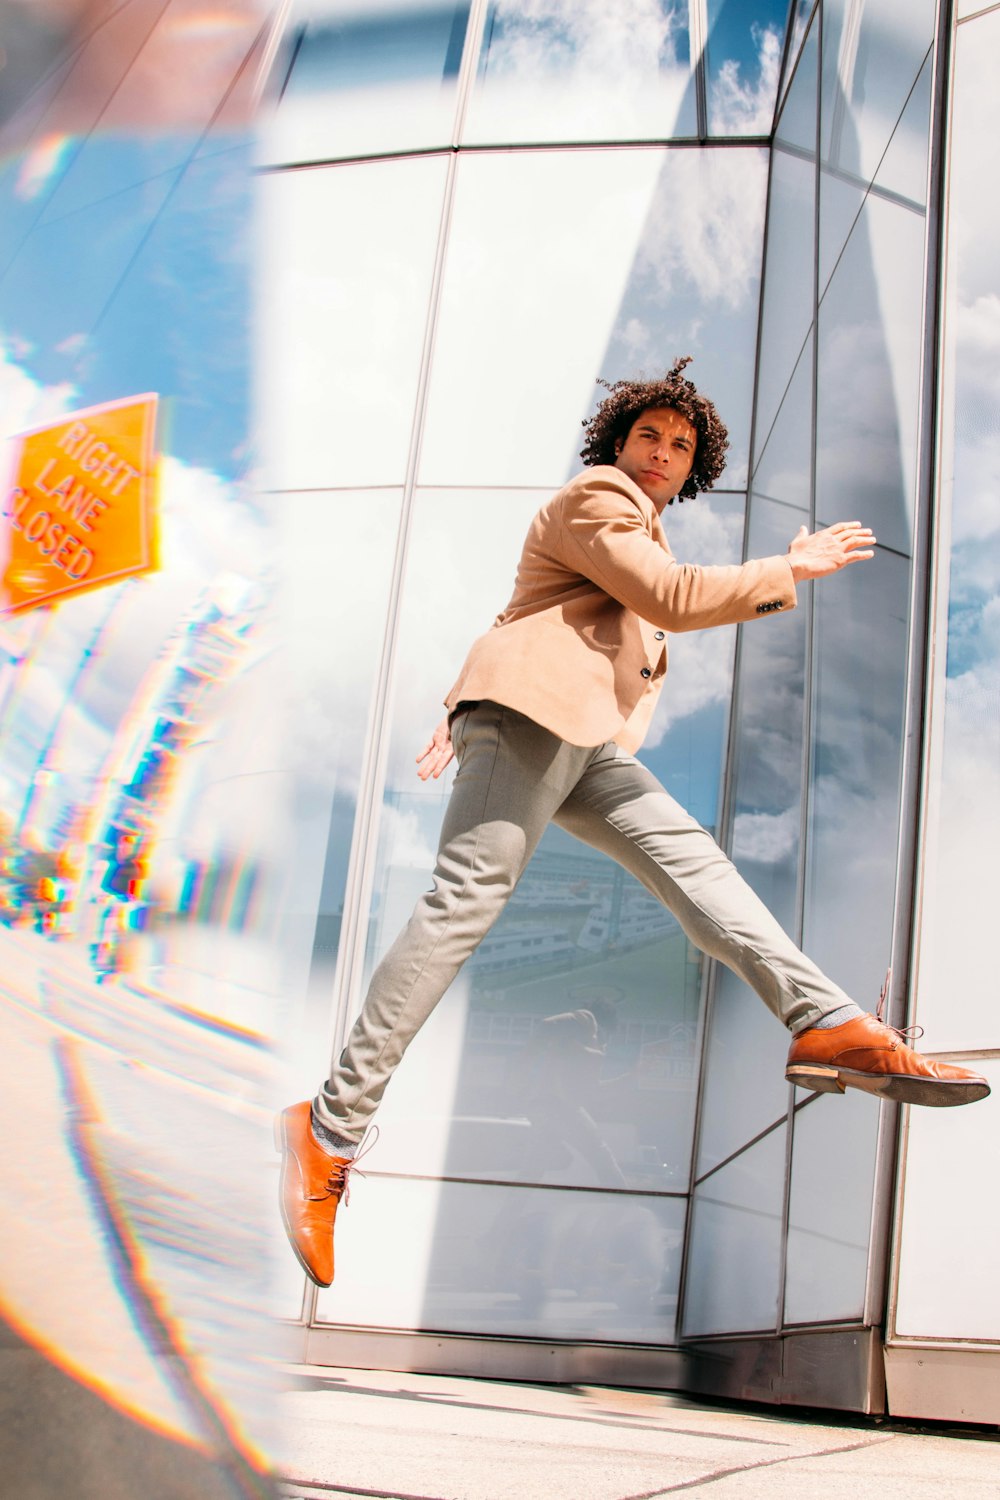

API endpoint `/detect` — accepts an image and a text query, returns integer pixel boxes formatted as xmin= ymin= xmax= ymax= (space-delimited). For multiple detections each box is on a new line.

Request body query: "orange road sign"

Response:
xmin=1 ymin=394 xmax=159 ymax=614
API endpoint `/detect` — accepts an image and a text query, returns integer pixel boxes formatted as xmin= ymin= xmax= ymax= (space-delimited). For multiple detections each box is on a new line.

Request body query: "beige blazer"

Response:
xmin=445 ymin=466 xmax=796 ymax=754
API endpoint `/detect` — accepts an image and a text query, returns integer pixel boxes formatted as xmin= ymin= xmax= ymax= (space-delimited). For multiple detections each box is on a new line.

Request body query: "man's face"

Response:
xmin=613 ymin=406 xmax=696 ymax=510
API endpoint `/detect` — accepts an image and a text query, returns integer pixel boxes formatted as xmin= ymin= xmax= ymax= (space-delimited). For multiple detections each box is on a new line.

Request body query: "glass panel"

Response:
xmin=753 ymin=10 xmax=817 ymax=456
xmin=695 ymin=967 xmax=791 ymax=1179
xmin=911 ymin=10 xmax=1000 ymax=1052
xmin=272 ymin=490 xmax=403 ymax=1101
xmin=819 ymin=0 xmax=935 ymax=291
xmin=783 ymin=1090 xmax=877 ymax=1324
xmin=464 ymin=0 xmax=695 ymax=145
xmin=683 ymin=1126 xmax=786 ymax=1336
xmin=261 ymin=0 xmax=471 ymax=165
xmin=420 ymin=147 xmax=766 ymax=489
xmin=694 ymin=492 xmax=807 ymax=1179
xmin=801 ymin=547 xmax=909 ymax=1007
xmin=728 ymin=490 xmax=809 ymax=930
xmin=778 ymin=0 xmax=817 ymax=113
xmin=893 ymin=1057 xmax=1000 ymax=1339
xmin=258 ymin=154 xmax=447 ymax=490
xmin=819 ymin=51 xmax=931 ymax=305
xmin=815 ymin=195 xmax=927 ymax=557
xmin=317 ymin=1173 xmax=686 ymax=1342
xmin=705 ymin=0 xmax=788 ymax=137
xmin=752 ymin=331 xmax=813 ymax=511
xmin=868 ymin=49 xmax=932 ymax=208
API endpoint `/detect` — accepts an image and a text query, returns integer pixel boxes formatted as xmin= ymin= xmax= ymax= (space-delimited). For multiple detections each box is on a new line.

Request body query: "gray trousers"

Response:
xmin=315 ymin=701 xmax=851 ymax=1143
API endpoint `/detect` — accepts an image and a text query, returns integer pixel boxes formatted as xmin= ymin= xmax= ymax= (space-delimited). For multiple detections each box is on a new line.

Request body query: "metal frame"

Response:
xmin=304 ymin=1324 xmax=689 ymax=1390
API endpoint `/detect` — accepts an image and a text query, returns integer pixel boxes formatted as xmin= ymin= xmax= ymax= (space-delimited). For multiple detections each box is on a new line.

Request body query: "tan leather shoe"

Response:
xmin=786 ymin=1012 xmax=990 ymax=1107
xmin=274 ymin=1101 xmax=355 ymax=1287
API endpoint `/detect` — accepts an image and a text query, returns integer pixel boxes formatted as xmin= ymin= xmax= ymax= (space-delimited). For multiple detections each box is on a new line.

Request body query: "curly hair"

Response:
xmin=579 ymin=356 xmax=729 ymax=502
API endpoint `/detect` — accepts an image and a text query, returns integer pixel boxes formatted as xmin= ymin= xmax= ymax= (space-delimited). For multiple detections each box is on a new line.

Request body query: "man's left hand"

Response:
xmin=416 ymin=717 xmax=454 ymax=781
xmin=787 ymin=521 xmax=876 ymax=581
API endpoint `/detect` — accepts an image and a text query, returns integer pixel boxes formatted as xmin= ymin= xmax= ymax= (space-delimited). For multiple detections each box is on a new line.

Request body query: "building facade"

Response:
xmin=260 ymin=0 xmax=1000 ymax=1421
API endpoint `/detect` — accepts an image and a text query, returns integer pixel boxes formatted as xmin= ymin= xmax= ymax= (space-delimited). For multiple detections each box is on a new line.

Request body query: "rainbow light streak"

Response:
xmin=54 ymin=1037 xmax=279 ymax=1491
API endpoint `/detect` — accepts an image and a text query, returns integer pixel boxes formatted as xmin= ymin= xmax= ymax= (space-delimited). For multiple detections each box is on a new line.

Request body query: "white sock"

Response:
xmin=811 ymin=1002 xmax=865 ymax=1030
xmin=310 ymin=1111 xmax=358 ymax=1158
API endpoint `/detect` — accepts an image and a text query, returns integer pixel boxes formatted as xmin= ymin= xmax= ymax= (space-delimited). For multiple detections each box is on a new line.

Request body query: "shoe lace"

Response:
xmin=875 ymin=967 xmax=924 ymax=1043
xmin=327 ymin=1125 xmax=379 ymax=1206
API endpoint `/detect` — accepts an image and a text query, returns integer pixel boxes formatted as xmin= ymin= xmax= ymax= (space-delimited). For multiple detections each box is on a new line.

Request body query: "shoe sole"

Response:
xmin=273 ymin=1112 xmax=334 ymax=1288
xmin=785 ymin=1064 xmax=991 ymax=1108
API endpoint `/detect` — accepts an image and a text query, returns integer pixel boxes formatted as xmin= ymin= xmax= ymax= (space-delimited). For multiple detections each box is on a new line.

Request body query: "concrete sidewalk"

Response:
xmin=277 ymin=1365 xmax=999 ymax=1500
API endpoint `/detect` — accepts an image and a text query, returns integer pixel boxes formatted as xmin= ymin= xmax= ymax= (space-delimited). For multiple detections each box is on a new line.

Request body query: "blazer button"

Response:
xmin=654 ymin=631 xmax=665 ymax=641
xmin=641 ymin=667 xmax=652 ymax=679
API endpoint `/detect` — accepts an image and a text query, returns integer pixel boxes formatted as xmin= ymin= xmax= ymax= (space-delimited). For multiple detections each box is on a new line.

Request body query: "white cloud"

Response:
xmin=636 ymin=147 xmax=768 ymax=309
xmin=467 ymin=0 xmax=691 ymax=141
xmin=732 ymin=804 xmax=799 ymax=863
xmin=711 ymin=26 xmax=782 ymax=137
xmin=377 ymin=803 xmax=437 ymax=871
xmin=643 ymin=501 xmax=745 ymax=742
xmin=484 ymin=0 xmax=685 ymax=75
xmin=648 ymin=623 xmax=737 ymax=741
xmin=0 ymin=338 xmax=77 ymax=446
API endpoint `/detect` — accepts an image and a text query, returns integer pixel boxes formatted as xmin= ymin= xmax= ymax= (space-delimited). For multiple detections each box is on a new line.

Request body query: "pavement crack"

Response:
xmin=615 ymin=1432 xmax=899 ymax=1498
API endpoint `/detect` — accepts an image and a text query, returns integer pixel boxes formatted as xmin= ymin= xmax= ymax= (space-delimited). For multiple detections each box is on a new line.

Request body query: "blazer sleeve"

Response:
xmin=557 ymin=473 xmax=796 ymax=632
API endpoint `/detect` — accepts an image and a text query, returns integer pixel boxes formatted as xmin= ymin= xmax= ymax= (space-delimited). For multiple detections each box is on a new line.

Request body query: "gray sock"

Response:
xmin=811 ymin=1002 xmax=865 ymax=1030
xmin=310 ymin=1111 xmax=358 ymax=1159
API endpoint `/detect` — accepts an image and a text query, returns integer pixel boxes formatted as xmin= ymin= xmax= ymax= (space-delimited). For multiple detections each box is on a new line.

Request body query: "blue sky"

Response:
xmin=0 ymin=132 xmax=253 ymax=480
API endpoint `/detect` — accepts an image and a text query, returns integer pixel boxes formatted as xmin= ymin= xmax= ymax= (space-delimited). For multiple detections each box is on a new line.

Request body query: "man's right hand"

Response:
xmin=416 ymin=717 xmax=454 ymax=781
xmin=787 ymin=521 xmax=876 ymax=582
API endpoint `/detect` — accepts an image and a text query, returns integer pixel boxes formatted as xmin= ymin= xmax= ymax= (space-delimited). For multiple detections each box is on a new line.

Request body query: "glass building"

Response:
xmin=260 ymin=0 xmax=1000 ymax=1422
xmin=0 ymin=0 xmax=996 ymax=1459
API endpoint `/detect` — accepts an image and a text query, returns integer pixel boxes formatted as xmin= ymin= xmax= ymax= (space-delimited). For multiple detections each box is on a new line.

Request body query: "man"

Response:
xmin=276 ymin=359 xmax=989 ymax=1289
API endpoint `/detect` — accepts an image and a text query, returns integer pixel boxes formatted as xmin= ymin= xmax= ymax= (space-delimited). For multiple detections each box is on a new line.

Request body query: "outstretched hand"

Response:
xmin=787 ymin=521 xmax=876 ymax=582
xmin=416 ymin=716 xmax=454 ymax=781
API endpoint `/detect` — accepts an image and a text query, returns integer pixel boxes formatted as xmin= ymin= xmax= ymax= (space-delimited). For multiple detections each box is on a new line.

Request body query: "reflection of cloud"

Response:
xmin=952 ymin=295 xmax=1000 ymax=562
xmin=379 ymin=804 xmax=436 ymax=870
xmin=711 ymin=27 xmax=782 ymax=136
xmin=485 ymin=0 xmax=684 ymax=74
xmin=815 ymin=313 xmax=913 ymax=535
xmin=644 ymin=501 xmax=744 ymax=743
xmin=648 ymin=624 xmax=735 ymax=741
xmin=732 ymin=805 xmax=799 ymax=862
xmin=470 ymin=0 xmax=690 ymax=140
xmin=954 ymin=294 xmax=1000 ymax=402
xmin=636 ymin=149 xmax=768 ymax=308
